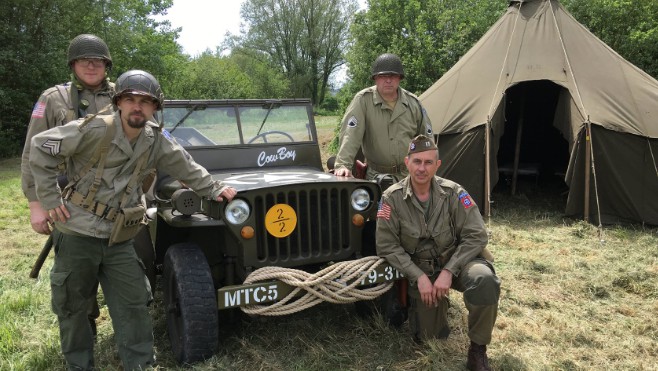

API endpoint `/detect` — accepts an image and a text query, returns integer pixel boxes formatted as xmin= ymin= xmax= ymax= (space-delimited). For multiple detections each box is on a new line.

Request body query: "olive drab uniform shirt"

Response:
xmin=29 ymin=112 xmax=228 ymax=238
xmin=376 ymin=176 xmax=489 ymax=284
xmin=21 ymin=80 xmax=115 ymax=202
xmin=335 ymin=86 xmax=433 ymax=180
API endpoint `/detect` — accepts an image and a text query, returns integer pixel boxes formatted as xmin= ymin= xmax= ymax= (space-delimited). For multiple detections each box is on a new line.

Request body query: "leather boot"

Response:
xmin=467 ymin=341 xmax=491 ymax=371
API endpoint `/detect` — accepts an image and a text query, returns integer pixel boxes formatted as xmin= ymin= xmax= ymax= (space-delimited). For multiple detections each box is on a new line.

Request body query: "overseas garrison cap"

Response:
xmin=408 ymin=134 xmax=438 ymax=155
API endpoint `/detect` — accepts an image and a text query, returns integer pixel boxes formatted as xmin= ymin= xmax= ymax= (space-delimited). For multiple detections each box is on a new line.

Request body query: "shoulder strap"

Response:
xmin=119 ymin=153 xmax=149 ymax=208
xmin=64 ymin=115 xmax=116 ymax=203
xmin=55 ymin=84 xmax=77 ymax=123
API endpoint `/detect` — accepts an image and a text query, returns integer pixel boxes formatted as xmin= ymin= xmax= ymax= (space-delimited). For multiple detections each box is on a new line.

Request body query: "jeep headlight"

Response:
xmin=351 ymin=188 xmax=371 ymax=211
xmin=225 ymin=199 xmax=250 ymax=225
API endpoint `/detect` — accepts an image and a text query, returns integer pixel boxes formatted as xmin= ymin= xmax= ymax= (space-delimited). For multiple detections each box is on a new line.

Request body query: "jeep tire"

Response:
xmin=163 ymin=243 xmax=218 ymax=364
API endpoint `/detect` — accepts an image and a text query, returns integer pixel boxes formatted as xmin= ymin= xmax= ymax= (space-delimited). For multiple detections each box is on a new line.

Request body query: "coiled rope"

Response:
xmin=241 ymin=256 xmax=394 ymax=316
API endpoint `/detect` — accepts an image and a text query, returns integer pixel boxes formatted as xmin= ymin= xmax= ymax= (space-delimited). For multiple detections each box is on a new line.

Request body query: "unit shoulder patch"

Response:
xmin=458 ymin=192 xmax=475 ymax=210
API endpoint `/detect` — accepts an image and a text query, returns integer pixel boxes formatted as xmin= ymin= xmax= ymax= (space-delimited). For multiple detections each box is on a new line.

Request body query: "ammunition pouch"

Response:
xmin=109 ymin=204 xmax=147 ymax=246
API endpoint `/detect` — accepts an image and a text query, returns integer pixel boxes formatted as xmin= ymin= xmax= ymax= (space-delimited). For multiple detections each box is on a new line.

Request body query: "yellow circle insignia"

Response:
xmin=264 ymin=204 xmax=297 ymax=238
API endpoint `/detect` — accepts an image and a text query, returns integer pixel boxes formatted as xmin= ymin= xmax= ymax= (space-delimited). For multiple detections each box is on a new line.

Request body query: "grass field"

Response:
xmin=1 ymin=120 xmax=656 ymax=370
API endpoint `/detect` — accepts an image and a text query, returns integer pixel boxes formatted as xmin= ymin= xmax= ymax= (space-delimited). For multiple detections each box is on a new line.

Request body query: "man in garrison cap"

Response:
xmin=376 ymin=135 xmax=500 ymax=371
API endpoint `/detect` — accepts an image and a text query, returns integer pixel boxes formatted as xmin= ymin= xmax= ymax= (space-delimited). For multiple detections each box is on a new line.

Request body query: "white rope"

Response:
xmin=240 ymin=256 xmax=394 ymax=316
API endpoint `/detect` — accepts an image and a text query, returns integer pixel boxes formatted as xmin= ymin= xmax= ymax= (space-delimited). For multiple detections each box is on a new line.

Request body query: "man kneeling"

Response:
xmin=376 ymin=135 xmax=500 ymax=371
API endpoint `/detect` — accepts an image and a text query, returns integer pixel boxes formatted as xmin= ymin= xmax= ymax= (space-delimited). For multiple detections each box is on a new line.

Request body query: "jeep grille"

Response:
xmin=253 ymin=188 xmax=351 ymax=266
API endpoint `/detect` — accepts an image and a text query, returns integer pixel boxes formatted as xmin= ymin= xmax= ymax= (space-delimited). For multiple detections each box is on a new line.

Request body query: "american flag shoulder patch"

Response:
xmin=458 ymin=192 xmax=475 ymax=210
xmin=377 ymin=200 xmax=392 ymax=220
xmin=31 ymin=102 xmax=46 ymax=118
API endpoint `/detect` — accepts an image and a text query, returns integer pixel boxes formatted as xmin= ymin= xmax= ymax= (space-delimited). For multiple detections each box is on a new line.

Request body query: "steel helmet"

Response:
xmin=113 ymin=70 xmax=164 ymax=109
xmin=371 ymin=53 xmax=404 ymax=79
xmin=67 ymin=34 xmax=112 ymax=69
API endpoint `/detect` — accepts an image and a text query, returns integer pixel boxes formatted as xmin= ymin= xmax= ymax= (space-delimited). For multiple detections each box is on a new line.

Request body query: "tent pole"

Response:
xmin=485 ymin=117 xmax=491 ymax=218
xmin=583 ymin=123 xmax=591 ymax=222
xmin=511 ymin=93 xmax=526 ymax=195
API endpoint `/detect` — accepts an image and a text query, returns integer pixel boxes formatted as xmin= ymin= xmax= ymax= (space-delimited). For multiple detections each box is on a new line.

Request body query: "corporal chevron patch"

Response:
xmin=347 ymin=116 xmax=358 ymax=128
xmin=41 ymin=139 xmax=62 ymax=156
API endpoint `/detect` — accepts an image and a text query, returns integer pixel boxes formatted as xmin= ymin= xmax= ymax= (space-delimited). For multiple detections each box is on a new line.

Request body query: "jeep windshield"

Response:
xmin=160 ymin=99 xmax=314 ymax=147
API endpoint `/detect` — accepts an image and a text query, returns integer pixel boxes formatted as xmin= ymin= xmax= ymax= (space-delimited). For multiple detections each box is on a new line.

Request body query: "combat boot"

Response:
xmin=466 ymin=341 xmax=491 ymax=371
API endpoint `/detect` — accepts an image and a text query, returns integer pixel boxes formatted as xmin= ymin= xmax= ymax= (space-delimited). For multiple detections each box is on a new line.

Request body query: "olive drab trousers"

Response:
xmin=408 ymin=258 xmax=500 ymax=345
xmin=49 ymin=229 xmax=154 ymax=370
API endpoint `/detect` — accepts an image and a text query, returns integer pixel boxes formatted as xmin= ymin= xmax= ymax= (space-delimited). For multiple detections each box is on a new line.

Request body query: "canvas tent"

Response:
xmin=419 ymin=0 xmax=658 ymax=225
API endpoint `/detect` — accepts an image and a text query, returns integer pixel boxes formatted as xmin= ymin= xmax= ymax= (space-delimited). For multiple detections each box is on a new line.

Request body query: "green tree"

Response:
xmin=165 ymin=50 xmax=291 ymax=100
xmin=231 ymin=0 xmax=358 ymax=106
xmin=167 ymin=52 xmax=256 ymax=99
xmin=0 ymin=0 xmax=182 ymax=158
xmin=228 ymin=48 xmax=292 ymax=98
xmin=346 ymin=0 xmax=506 ymax=97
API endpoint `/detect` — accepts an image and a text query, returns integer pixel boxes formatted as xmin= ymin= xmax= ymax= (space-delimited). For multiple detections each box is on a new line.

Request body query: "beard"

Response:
xmin=127 ymin=112 xmax=147 ymax=129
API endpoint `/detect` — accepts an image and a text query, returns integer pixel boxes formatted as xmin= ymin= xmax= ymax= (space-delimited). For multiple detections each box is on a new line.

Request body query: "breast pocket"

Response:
xmin=432 ymin=225 xmax=455 ymax=250
xmin=399 ymin=219 xmax=420 ymax=254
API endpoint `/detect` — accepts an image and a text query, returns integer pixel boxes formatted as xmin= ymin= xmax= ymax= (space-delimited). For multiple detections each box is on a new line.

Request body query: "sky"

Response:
xmin=156 ymin=0 xmax=367 ymax=84
xmin=156 ymin=0 xmax=245 ymax=56
xmin=157 ymin=0 xmax=367 ymax=56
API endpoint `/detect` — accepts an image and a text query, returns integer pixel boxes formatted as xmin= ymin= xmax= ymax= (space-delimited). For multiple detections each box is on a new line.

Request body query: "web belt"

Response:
xmin=64 ymin=189 xmax=118 ymax=222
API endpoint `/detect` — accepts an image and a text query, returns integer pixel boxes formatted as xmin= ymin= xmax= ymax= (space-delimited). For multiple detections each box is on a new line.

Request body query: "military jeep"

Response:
xmin=142 ymin=98 xmax=400 ymax=364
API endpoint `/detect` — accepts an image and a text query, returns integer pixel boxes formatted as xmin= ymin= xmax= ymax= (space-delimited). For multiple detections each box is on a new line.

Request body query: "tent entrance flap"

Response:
xmin=493 ymin=80 xmax=570 ymax=195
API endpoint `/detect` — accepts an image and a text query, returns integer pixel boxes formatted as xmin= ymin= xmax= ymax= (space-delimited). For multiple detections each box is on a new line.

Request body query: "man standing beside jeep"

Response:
xmin=376 ymin=135 xmax=500 ymax=371
xmin=334 ymin=53 xmax=432 ymax=182
xmin=29 ymin=70 xmax=237 ymax=370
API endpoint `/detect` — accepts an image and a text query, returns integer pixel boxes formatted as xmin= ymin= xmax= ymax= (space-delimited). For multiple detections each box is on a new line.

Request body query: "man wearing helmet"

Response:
xmin=334 ymin=53 xmax=433 ymax=182
xmin=29 ymin=70 xmax=237 ymax=370
xmin=21 ymin=33 xmax=115 ymax=235
xmin=20 ymin=33 xmax=115 ymax=343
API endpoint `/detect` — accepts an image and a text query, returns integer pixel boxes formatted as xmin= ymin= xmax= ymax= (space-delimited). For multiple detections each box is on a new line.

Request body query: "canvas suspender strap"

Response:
xmin=118 ymin=153 xmax=149 ymax=208
xmin=64 ymin=117 xmax=149 ymax=219
xmin=69 ymin=115 xmax=115 ymax=183
xmin=62 ymin=115 xmax=115 ymax=206
xmin=81 ymin=128 xmax=112 ymax=209
xmin=55 ymin=84 xmax=76 ymax=125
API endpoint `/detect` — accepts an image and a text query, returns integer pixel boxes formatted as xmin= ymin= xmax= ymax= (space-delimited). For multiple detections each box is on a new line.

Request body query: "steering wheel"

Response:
xmin=247 ymin=130 xmax=295 ymax=144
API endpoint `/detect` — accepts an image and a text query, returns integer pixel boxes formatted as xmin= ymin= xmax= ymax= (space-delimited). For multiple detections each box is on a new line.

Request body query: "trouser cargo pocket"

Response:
xmin=50 ymin=271 xmax=72 ymax=317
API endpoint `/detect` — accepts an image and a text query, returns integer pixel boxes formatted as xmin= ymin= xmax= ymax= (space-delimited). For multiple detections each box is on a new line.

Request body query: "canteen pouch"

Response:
xmin=109 ymin=204 xmax=147 ymax=246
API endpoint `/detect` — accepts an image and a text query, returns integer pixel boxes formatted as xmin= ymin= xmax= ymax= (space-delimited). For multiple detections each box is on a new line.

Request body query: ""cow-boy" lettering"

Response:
xmin=257 ymin=147 xmax=297 ymax=167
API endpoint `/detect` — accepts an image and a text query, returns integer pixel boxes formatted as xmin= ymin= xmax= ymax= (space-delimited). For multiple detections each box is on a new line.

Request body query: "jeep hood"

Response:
xmin=209 ymin=167 xmax=371 ymax=192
